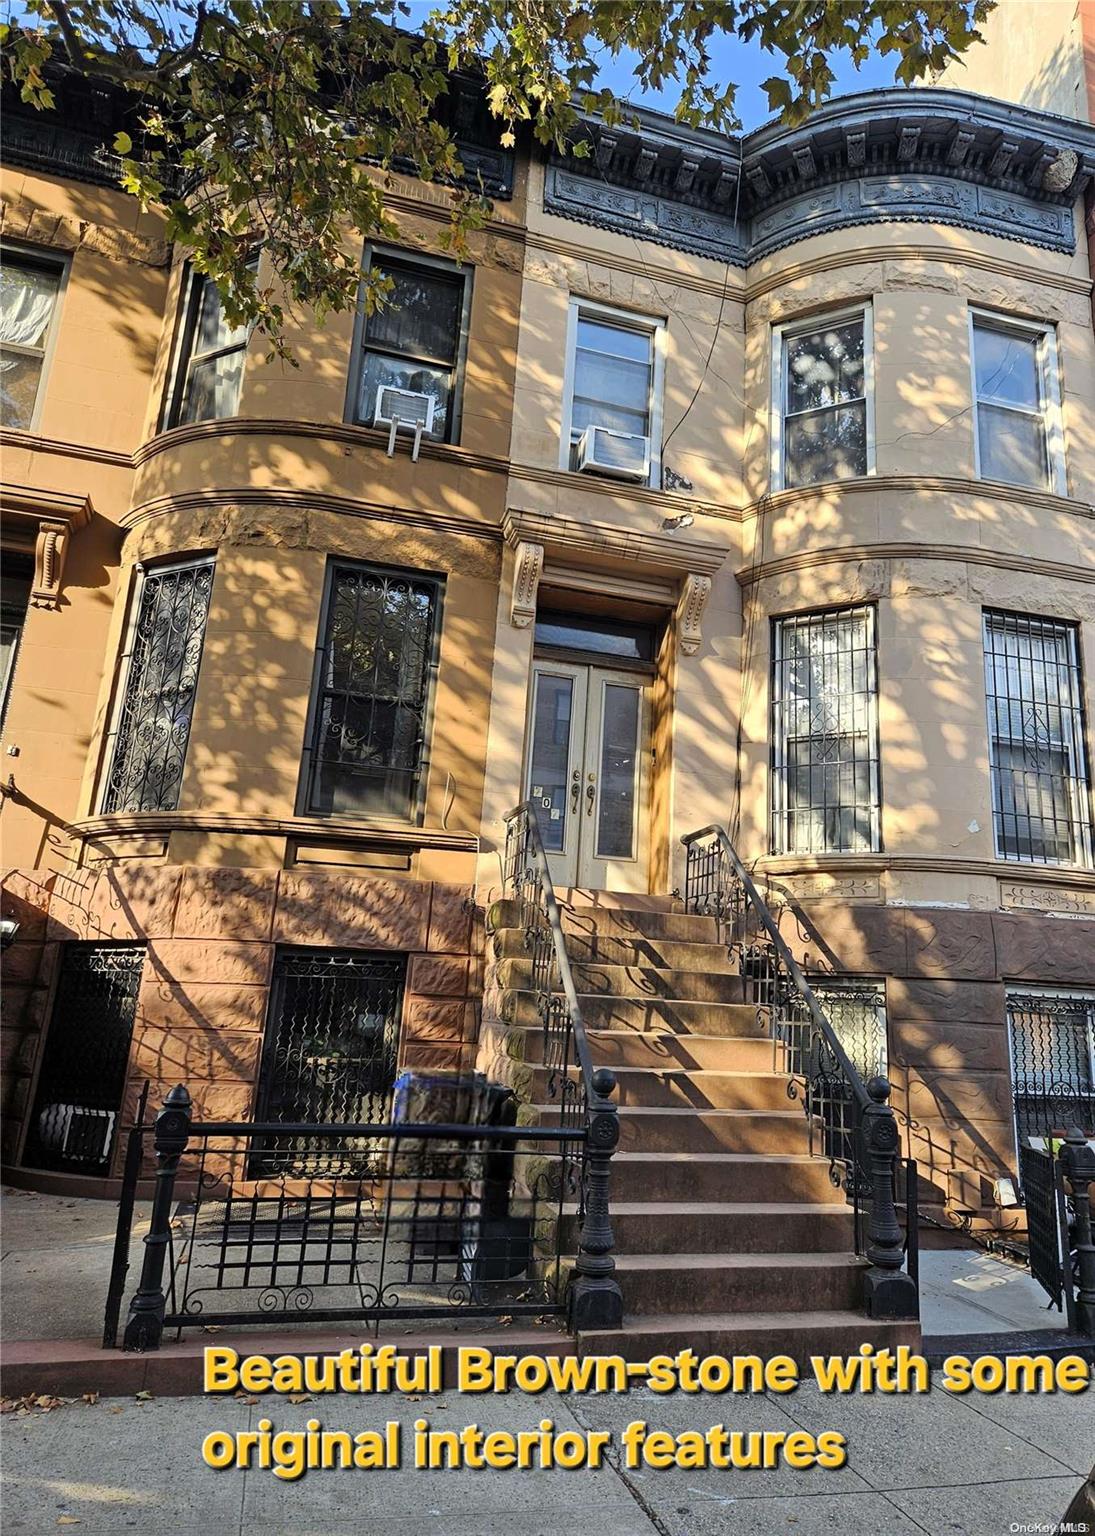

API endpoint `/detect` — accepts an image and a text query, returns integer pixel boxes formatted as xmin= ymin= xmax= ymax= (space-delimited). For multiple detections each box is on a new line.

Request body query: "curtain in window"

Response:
xmin=0 ymin=263 xmax=60 ymax=427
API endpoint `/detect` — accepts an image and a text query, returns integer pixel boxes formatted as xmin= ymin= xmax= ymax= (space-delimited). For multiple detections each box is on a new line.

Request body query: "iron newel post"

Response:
xmin=568 ymin=1067 xmax=624 ymax=1333
xmin=123 ymin=1084 xmax=192 ymax=1352
xmin=860 ymin=1076 xmax=919 ymax=1319
xmin=1059 ymin=1126 xmax=1095 ymax=1337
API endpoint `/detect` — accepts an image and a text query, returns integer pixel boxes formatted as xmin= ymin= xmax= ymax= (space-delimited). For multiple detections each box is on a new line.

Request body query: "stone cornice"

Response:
xmin=1 ymin=482 xmax=94 ymax=609
xmin=741 ymin=473 xmax=1094 ymax=523
xmin=756 ymin=852 xmax=1095 ymax=891
xmin=548 ymin=88 xmax=1095 ymax=263
xmin=736 ymin=541 xmax=1095 ymax=590
xmin=122 ymin=485 xmax=503 ymax=545
xmin=132 ymin=418 xmax=512 ymax=475
xmin=0 ymin=430 xmax=133 ymax=469
xmin=503 ymin=508 xmax=727 ymax=577
xmin=71 ymin=811 xmax=479 ymax=853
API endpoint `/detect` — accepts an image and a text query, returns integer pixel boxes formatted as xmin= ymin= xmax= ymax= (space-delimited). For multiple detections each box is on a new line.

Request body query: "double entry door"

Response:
xmin=524 ymin=660 xmax=650 ymax=891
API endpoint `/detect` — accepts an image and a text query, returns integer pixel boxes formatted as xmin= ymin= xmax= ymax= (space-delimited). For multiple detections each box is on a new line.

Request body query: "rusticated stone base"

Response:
xmin=1 ymin=864 xmax=483 ymax=1180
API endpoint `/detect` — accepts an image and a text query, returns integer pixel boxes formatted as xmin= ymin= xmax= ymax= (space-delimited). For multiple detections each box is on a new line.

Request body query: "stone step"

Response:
xmin=497 ymin=958 xmax=745 ymax=1003
xmin=490 ymin=899 xmax=717 ymax=943
xmin=614 ymin=1106 xmax=811 ymax=1155
xmin=615 ymin=1252 xmax=867 ymax=1315
xmin=491 ymin=927 xmax=736 ymax=973
xmin=612 ymin=1152 xmax=839 ymax=1204
xmin=578 ymin=1311 xmax=921 ymax=1367
xmin=503 ymin=1028 xmax=775 ymax=1073
xmin=573 ymin=1202 xmax=854 ymax=1256
xmin=538 ymin=1067 xmax=796 ymax=1112
xmin=502 ymin=991 xmax=756 ymax=1034
xmin=560 ymin=889 xmax=682 ymax=912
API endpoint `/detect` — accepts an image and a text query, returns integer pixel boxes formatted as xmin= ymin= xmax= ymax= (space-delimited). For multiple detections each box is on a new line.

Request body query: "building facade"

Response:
xmin=2 ymin=70 xmax=1094 ymax=1238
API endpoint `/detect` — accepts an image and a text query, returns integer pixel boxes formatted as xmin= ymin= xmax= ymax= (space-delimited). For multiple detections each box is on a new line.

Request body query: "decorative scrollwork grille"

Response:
xmin=1008 ymin=988 xmax=1095 ymax=1146
xmin=25 ymin=943 xmax=144 ymax=1174
xmin=251 ymin=949 xmax=406 ymax=1175
xmin=102 ymin=559 xmax=214 ymax=813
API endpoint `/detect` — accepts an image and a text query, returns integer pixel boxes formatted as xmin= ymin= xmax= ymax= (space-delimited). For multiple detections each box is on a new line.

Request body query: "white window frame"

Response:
xmin=968 ymin=306 xmax=1066 ymax=497
xmin=0 ymin=242 xmax=69 ymax=434
xmin=165 ymin=258 xmax=257 ymax=430
xmin=770 ymin=303 xmax=875 ymax=494
xmin=559 ymin=297 xmax=666 ymax=490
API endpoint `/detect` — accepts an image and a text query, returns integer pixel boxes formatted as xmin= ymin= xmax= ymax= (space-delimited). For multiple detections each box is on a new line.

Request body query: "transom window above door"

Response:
xmin=772 ymin=306 xmax=873 ymax=491
xmin=561 ymin=300 xmax=665 ymax=487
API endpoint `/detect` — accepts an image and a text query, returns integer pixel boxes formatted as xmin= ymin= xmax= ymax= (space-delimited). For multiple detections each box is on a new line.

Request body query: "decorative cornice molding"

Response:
xmin=548 ymin=88 xmax=1095 ymax=263
xmin=506 ymin=460 xmax=738 ymax=520
xmin=0 ymin=430 xmax=133 ymax=468
xmin=756 ymin=851 xmax=1095 ymax=893
xmin=134 ymin=417 xmax=513 ymax=475
xmin=123 ymin=486 xmax=502 ymax=545
xmin=1 ymin=483 xmax=94 ymax=610
xmin=741 ymin=473 xmax=1093 ymax=523
xmin=71 ymin=811 xmax=479 ymax=853
xmin=676 ymin=574 xmax=713 ymax=655
xmin=509 ymin=540 xmax=544 ymax=628
xmin=503 ymin=508 xmax=728 ymax=577
xmin=737 ymin=540 xmax=1095 ymax=590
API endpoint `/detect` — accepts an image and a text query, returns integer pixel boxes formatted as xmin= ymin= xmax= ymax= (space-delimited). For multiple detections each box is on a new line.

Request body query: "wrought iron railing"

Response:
xmin=682 ymin=823 xmax=918 ymax=1320
xmin=106 ymin=1086 xmax=586 ymax=1351
xmin=501 ymin=801 xmax=624 ymax=1332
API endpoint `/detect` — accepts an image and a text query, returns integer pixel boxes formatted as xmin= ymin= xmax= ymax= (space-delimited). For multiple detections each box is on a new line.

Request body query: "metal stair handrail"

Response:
xmin=502 ymin=800 xmax=624 ymax=1332
xmin=681 ymin=822 xmax=919 ymax=1321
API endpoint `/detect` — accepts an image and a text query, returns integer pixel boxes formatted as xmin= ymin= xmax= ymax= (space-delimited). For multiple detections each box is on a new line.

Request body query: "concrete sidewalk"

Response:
xmin=1 ymin=1377 xmax=1092 ymax=1536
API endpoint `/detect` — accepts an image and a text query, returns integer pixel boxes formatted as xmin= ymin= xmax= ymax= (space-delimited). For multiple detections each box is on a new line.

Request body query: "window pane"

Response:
xmin=597 ymin=684 xmax=640 ymax=858
xmin=306 ymin=566 xmax=440 ymax=820
xmin=984 ymin=611 xmax=1091 ymax=867
xmin=365 ymin=264 xmax=463 ymax=363
xmin=103 ymin=562 xmax=214 ymax=813
xmin=527 ymin=673 xmax=575 ymax=854
xmin=571 ymin=398 xmax=649 ymax=438
xmin=534 ymin=613 xmax=654 ymax=661
xmin=0 ymin=349 xmax=44 ymax=430
xmin=576 ymin=318 xmax=652 ymax=363
xmin=574 ymin=348 xmax=651 ymax=413
xmin=784 ymin=402 xmax=867 ymax=488
xmin=1008 ymin=990 xmax=1095 ymax=1142
xmin=785 ymin=319 xmax=864 ymax=413
xmin=357 ymin=352 xmax=451 ymax=437
xmin=193 ymin=276 xmax=248 ymax=356
xmin=772 ymin=607 xmax=880 ymax=855
xmin=976 ymin=402 xmax=1048 ymax=488
xmin=974 ymin=323 xmax=1040 ymax=409
xmin=177 ymin=350 xmax=245 ymax=426
xmin=0 ymin=261 xmax=60 ymax=352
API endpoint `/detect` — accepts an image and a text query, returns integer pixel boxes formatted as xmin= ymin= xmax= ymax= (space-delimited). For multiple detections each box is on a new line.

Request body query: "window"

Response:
xmin=561 ymin=300 xmax=664 ymax=485
xmin=168 ymin=265 xmax=253 ymax=427
xmin=1007 ymin=988 xmax=1095 ymax=1144
xmin=810 ymin=979 xmax=888 ymax=1080
xmin=351 ymin=252 xmax=470 ymax=443
xmin=771 ymin=606 xmax=881 ymax=855
xmin=983 ymin=610 xmax=1092 ymax=867
xmin=1 ymin=555 xmax=33 ymax=728
xmin=301 ymin=562 xmax=442 ymax=820
xmin=101 ymin=558 xmax=215 ymax=813
xmin=772 ymin=307 xmax=872 ymax=491
xmin=0 ymin=251 xmax=64 ymax=430
xmin=971 ymin=312 xmax=1064 ymax=493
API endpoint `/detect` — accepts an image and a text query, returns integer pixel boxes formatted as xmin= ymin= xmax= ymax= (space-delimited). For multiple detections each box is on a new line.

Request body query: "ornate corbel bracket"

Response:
xmin=30 ymin=520 xmax=70 ymax=609
xmin=510 ymin=540 xmax=544 ymax=629
xmin=676 ymin=573 xmax=712 ymax=656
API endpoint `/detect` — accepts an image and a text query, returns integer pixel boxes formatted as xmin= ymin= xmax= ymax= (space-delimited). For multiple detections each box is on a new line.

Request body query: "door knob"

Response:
xmin=585 ymin=775 xmax=596 ymax=815
xmin=570 ymin=769 xmax=581 ymax=813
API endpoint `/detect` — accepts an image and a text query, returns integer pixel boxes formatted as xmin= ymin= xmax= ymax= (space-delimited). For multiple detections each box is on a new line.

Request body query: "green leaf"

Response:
xmin=113 ymin=131 xmax=133 ymax=155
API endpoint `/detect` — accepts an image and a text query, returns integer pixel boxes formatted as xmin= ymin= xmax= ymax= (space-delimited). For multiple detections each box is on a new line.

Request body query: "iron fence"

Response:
xmin=682 ymin=822 xmax=919 ymax=1321
xmin=107 ymin=1088 xmax=584 ymax=1351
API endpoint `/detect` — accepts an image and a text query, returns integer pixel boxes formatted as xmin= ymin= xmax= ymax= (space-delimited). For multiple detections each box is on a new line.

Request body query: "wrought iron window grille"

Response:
xmin=101 ymin=558 xmax=214 ymax=814
xmin=1007 ymin=987 xmax=1095 ymax=1151
xmin=771 ymin=605 xmax=882 ymax=856
xmin=983 ymin=611 xmax=1093 ymax=868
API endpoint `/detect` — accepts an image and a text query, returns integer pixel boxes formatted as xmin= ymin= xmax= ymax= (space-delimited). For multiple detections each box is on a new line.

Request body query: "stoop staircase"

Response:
xmin=487 ymin=880 xmax=921 ymax=1364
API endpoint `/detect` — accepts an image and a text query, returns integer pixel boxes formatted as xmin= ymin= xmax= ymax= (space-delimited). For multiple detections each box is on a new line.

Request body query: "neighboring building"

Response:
xmin=2 ymin=62 xmax=1094 ymax=1282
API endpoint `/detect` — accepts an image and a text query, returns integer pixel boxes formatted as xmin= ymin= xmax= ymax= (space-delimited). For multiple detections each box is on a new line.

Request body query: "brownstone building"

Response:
xmin=2 ymin=60 xmax=1094 ymax=1350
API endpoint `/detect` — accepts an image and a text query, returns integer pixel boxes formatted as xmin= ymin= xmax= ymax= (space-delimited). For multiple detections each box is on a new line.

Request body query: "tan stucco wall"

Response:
xmin=936 ymin=0 xmax=1091 ymax=123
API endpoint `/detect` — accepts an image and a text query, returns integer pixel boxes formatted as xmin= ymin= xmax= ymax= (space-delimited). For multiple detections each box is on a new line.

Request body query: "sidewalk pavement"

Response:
xmin=2 ymin=1377 xmax=1092 ymax=1536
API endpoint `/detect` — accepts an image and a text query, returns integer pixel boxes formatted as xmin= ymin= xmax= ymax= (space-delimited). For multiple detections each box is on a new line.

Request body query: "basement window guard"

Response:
xmin=772 ymin=306 xmax=873 ymax=492
xmin=300 ymin=561 xmax=443 ymax=821
xmin=560 ymin=299 xmax=665 ymax=486
xmin=350 ymin=250 xmax=471 ymax=444
xmin=24 ymin=944 xmax=145 ymax=1175
xmin=983 ymin=610 xmax=1093 ymax=868
xmin=0 ymin=248 xmax=65 ymax=432
xmin=1007 ymin=987 xmax=1095 ymax=1146
xmin=809 ymin=978 xmax=888 ymax=1079
xmin=100 ymin=557 xmax=215 ymax=814
xmin=970 ymin=311 xmax=1065 ymax=495
xmin=770 ymin=605 xmax=881 ymax=856
xmin=167 ymin=258 xmax=257 ymax=428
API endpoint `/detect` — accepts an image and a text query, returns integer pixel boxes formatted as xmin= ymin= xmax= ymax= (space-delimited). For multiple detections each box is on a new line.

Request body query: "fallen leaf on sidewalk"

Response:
xmin=286 ymin=1395 xmax=312 ymax=1405
xmin=134 ymin=1391 xmax=154 ymax=1402
xmin=82 ymin=1393 xmax=99 ymax=1406
xmin=233 ymin=1392 xmax=259 ymax=1404
xmin=57 ymin=1518 xmax=80 ymax=1526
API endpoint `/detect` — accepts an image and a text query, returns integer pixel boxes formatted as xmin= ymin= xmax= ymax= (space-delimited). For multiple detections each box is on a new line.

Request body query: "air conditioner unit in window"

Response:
xmin=38 ymin=1102 xmax=115 ymax=1163
xmin=576 ymin=425 xmax=650 ymax=482
xmin=372 ymin=386 xmax=435 ymax=463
